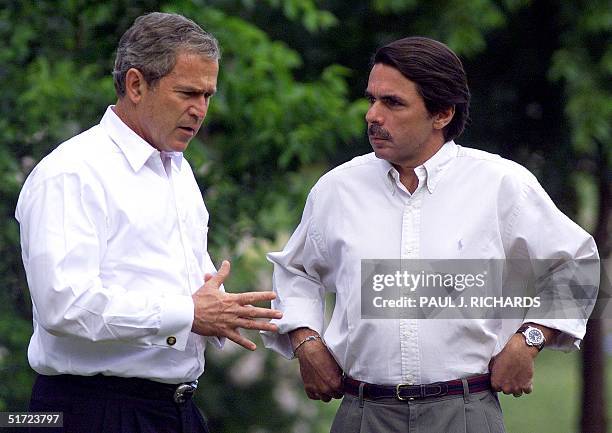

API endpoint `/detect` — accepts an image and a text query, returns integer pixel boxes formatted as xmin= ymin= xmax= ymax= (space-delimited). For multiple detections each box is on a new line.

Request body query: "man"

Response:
xmin=262 ymin=37 xmax=598 ymax=432
xmin=16 ymin=12 xmax=281 ymax=433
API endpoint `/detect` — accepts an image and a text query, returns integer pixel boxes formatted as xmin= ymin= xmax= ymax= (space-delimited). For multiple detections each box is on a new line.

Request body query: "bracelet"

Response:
xmin=292 ymin=335 xmax=322 ymax=356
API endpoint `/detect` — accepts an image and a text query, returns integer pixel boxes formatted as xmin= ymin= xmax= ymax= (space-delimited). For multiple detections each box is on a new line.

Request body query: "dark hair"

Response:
xmin=113 ymin=12 xmax=220 ymax=97
xmin=373 ymin=36 xmax=470 ymax=141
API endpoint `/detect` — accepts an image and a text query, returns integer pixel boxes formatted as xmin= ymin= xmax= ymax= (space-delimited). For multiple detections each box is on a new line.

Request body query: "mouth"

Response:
xmin=178 ymin=126 xmax=196 ymax=137
xmin=369 ymin=135 xmax=391 ymax=144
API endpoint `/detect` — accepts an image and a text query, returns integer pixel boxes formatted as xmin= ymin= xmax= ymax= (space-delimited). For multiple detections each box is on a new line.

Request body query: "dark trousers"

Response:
xmin=28 ymin=374 xmax=210 ymax=433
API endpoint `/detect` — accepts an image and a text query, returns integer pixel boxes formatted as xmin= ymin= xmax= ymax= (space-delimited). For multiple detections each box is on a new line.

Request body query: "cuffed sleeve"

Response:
xmin=153 ymin=294 xmax=194 ymax=350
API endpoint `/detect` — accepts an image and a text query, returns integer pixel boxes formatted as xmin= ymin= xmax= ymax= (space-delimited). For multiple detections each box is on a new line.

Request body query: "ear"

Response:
xmin=433 ymin=106 xmax=455 ymax=130
xmin=124 ymin=68 xmax=147 ymax=104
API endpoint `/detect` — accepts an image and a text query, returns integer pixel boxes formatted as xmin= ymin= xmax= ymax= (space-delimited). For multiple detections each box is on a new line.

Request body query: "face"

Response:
xmin=132 ymin=52 xmax=219 ymax=152
xmin=365 ymin=63 xmax=448 ymax=168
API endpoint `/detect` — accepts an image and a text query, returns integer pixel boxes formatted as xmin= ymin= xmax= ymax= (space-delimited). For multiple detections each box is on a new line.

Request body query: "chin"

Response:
xmin=169 ymin=142 xmax=190 ymax=152
xmin=372 ymin=147 xmax=395 ymax=162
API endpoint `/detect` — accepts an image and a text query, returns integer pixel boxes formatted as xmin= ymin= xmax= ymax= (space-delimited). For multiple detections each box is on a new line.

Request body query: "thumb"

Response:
xmin=488 ymin=355 xmax=497 ymax=372
xmin=207 ymin=260 xmax=231 ymax=287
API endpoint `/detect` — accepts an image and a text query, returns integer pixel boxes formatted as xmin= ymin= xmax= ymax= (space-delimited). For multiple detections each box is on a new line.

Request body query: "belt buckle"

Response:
xmin=395 ymin=383 xmax=411 ymax=401
xmin=173 ymin=380 xmax=198 ymax=404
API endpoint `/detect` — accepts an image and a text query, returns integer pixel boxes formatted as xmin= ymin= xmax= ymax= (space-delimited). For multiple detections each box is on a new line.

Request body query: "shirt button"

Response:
xmin=167 ymin=336 xmax=177 ymax=346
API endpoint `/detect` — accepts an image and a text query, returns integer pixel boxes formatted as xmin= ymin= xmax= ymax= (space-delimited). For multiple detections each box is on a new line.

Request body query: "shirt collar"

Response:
xmin=100 ymin=106 xmax=183 ymax=172
xmin=160 ymin=151 xmax=184 ymax=168
xmin=378 ymin=140 xmax=458 ymax=194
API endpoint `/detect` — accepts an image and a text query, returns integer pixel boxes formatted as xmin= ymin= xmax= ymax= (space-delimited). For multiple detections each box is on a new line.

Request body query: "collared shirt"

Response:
xmin=16 ymin=106 xmax=219 ymax=384
xmin=262 ymin=141 xmax=599 ymax=385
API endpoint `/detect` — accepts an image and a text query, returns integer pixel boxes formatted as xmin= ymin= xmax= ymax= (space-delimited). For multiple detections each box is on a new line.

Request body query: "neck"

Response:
xmin=392 ymin=140 xmax=446 ymax=192
xmin=113 ymin=100 xmax=153 ymax=149
xmin=398 ymin=170 xmax=419 ymax=194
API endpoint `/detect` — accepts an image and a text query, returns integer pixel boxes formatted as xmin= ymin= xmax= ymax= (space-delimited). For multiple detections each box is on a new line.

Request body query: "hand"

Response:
xmin=191 ymin=260 xmax=282 ymax=350
xmin=489 ymin=333 xmax=538 ymax=397
xmin=291 ymin=328 xmax=343 ymax=402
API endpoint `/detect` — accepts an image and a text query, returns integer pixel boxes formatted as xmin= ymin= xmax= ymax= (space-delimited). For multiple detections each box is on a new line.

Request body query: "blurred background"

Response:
xmin=0 ymin=0 xmax=610 ymax=432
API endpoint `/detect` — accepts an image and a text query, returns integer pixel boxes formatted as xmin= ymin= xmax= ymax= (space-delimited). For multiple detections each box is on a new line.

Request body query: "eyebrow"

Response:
xmin=174 ymin=85 xmax=217 ymax=95
xmin=365 ymin=91 xmax=406 ymax=104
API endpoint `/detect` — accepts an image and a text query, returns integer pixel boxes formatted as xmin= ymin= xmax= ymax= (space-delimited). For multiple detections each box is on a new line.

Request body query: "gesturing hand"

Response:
xmin=191 ymin=260 xmax=282 ymax=350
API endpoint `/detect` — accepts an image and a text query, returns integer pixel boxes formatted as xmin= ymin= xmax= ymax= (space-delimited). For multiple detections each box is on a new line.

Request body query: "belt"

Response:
xmin=343 ymin=373 xmax=491 ymax=401
xmin=40 ymin=374 xmax=198 ymax=404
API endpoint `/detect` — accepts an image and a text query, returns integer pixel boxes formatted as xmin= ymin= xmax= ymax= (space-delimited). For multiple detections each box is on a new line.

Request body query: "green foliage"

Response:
xmin=0 ymin=1 xmax=363 ymax=431
xmin=549 ymin=1 xmax=612 ymax=156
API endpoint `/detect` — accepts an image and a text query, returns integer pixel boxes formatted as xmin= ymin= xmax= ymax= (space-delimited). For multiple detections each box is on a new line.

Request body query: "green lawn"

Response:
xmin=501 ymin=350 xmax=612 ymax=433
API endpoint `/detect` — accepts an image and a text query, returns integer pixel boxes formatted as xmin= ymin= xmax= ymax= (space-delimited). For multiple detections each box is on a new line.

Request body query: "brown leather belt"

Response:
xmin=343 ymin=373 xmax=491 ymax=401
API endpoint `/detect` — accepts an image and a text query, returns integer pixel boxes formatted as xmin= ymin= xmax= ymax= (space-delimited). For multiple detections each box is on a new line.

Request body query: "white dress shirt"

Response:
xmin=262 ymin=141 xmax=599 ymax=385
xmin=16 ymin=106 xmax=220 ymax=384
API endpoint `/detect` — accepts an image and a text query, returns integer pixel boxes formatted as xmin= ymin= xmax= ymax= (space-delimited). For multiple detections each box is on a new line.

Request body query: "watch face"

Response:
xmin=527 ymin=328 xmax=544 ymax=345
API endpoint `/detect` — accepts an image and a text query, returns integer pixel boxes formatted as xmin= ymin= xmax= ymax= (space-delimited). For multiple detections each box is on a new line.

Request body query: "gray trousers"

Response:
xmin=330 ymin=381 xmax=506 ymax=433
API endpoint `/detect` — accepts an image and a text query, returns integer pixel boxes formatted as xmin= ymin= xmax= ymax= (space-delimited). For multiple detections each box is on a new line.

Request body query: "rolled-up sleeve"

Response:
xmin=261 ymin=189 xmax=329 ymax=359
xmin=504 ymin=179 xmax=600 ymax=351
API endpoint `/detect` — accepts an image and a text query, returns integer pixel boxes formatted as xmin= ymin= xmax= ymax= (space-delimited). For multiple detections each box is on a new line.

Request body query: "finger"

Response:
xmin=489 ymin=380 xmax=502 ymax=392
xmin=524 ymin=384 xmax=533 ymax=394
xmin=513 ymin=392 xmax=522 ymax=398
xmin=239 ymin=305 xmax=283 ymax=320
xmin=207 ymin=260 xmax=231 ymax=287
xmin=225 ymin=330 xmax=256 ymax=351
xmin=236 ymin=291 xmax=277 ymax=305
xmin=203 ymin=273 xmax=213 ymax=282
xmin=320 ymin=394 xmax=332 ymax=403
xmin=488 ymin=356 xmax=496 ymax=371
xmin=234 ymin=318 xmax=279 ymax=332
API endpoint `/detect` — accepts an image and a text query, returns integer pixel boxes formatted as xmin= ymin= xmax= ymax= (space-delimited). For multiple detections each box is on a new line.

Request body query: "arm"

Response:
xmin=492 ymin=177 xmax=600 ymax=396
xmin=16 ymin=172 xmax=196 ymax=349
xmin=261 ymin=189 xmax=343 ymax=401
xmin=17 ymin=171 xmax=281 ymax=351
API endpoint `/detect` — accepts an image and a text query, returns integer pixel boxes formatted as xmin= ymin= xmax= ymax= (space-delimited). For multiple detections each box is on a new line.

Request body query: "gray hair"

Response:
xmin=113 ymin=12 xmax=220 ymax=97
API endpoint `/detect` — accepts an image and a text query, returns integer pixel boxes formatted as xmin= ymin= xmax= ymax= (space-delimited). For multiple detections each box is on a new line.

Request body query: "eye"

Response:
xmin=384 ymin=97 xmax=403 ymax=107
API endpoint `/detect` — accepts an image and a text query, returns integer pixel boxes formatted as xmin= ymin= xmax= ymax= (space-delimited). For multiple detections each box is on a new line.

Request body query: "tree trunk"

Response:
xmin=581 ymin=140 xmax=610 ymax=433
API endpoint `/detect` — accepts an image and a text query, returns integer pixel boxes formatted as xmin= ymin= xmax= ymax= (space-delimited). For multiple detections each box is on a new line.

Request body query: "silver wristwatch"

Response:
xmin=517 ymin=324 xmax=545 ymax=351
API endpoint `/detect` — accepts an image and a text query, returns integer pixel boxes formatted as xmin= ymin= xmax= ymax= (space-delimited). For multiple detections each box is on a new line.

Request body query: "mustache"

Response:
xmin=368 ymin=124 xmax=392 ymax=140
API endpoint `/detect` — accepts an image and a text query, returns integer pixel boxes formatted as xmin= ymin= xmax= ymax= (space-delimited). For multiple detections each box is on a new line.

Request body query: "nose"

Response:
xmin=189 ymin=96 xmax=209 ymax=122
xmin=365 ymin=101 xmax=383 ymax=125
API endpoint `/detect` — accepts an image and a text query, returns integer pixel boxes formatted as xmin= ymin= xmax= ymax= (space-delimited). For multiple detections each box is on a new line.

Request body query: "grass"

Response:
xmin=501 ymin=350 xmax=612 ymax=433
